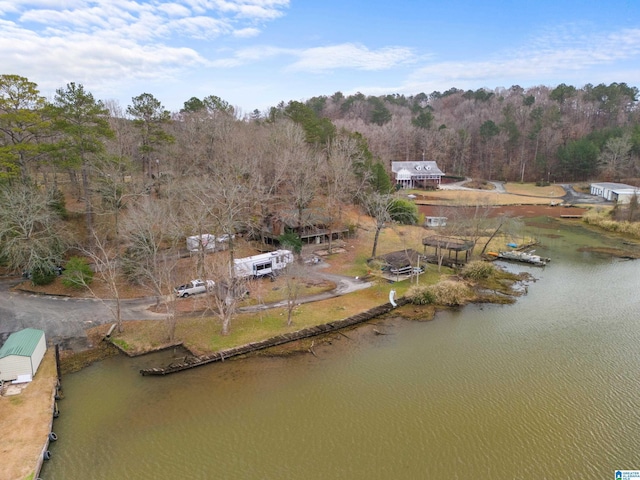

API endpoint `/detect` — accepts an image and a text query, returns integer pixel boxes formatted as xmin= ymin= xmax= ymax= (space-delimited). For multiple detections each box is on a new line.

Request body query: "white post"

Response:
xmin=389 ymin=289 xmax=397 ymax=307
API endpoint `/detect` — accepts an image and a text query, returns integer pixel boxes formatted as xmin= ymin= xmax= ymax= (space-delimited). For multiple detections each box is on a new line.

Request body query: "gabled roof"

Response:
xmin=0 ymin=328 xmax=44 ymax=358
xmin=375 ymin=249 xmax=422 ymax=268
xmin=271 ymin=207 xmax=331 ymax=228
xmin=395 ymin=168 xmax=412 ymax=180
xmin=391 ymin=161 xmax=444 ymax=176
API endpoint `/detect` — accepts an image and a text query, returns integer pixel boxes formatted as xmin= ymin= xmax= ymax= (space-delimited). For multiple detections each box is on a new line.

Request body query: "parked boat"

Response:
xmin=487 ymin=250 xmax=550 ymax=266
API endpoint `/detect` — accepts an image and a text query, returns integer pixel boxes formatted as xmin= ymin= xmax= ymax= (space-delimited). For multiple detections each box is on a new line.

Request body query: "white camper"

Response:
xmin=187 ymin=234 xmax=233 ymax=252
xmin=187 ymin=234 xmax=216 ymax=252
xmin=233 ymin=250 xmax=293 ymax=278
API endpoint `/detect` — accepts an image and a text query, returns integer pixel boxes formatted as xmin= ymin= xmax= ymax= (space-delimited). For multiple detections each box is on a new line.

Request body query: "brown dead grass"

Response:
xmin=15 ymin=273 xmax=153 ymax=299
xmin=416 ymin=183 xmax=567 ymax=206
xmin=0 ymin=351 xmax=57 ymax=480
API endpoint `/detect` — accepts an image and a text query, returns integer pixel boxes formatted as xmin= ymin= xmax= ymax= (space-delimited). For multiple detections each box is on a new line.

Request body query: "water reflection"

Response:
xmin=42 ymin=220 xmax=640 ymax=479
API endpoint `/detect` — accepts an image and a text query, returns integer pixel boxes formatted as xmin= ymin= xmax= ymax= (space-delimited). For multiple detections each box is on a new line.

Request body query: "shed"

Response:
xmin=424 ymin=216 xmax=448 ymax=227
xmin=0 ymin=328 xmax=46 ymax=382
xmin=372 ymin=249 xmax=424 ymax=276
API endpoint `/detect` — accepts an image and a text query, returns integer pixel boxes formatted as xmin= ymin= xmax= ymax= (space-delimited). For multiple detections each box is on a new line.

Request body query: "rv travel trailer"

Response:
xmin=234 ymin=250 xmax=293 ymax=278
xmin=186 ymin=234 xmax=233 ymax=252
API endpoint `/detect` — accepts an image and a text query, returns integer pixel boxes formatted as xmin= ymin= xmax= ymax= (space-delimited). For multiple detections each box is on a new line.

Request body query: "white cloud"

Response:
xmin=183 ymin=0 xmax=289 ymax=19
xmin=405 ymin=26 xmax=640 ymax=91
xmin=287 ymin=43 xmax=417 ymax=72
xmin=171 ymin=15 xmax=232 ymax=39
xmin=2 ymin=3 xmax=639 ymax=114
xmin=210 ymin=43 xmax=417 ymax=72
xmin=233 ymin=3 xmax=288 ymax=20
xmin=0 ymin=22 xmax=207 ymax=98
xmin=210 ymin=44 xmax=287 ymax=67
xmin=157 ymin=2 xmax=192 ymax=17
xmin=0 ymin=0 xmax=290 ymax=100
xmin=233 ymin=27 xmax=260 ymax=38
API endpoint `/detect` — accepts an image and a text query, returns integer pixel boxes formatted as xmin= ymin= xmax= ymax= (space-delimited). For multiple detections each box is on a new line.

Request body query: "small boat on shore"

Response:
xmin=487 ymin=250 xmax=550 ymax=266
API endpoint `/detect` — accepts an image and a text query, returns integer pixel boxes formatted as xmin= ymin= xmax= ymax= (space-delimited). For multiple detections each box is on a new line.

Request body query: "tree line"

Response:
xmin=274 ymin=83 xmax=640 ymax=184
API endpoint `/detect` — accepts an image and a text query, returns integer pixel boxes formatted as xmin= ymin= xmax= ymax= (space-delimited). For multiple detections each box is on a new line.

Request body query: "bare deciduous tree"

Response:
xmin=599 ymin=134 xmax=632 ymax=180
xmin=281 ymin=262 xmax=305 ymax=326
xmin=364 ymin=192 xmax=394 ymax=258
xmin=70 ymin=230 xmax=127 ymax=333
xmin=0 ymin=183 xmax=69 ymax=274
xmin=321 ymin=135 xmax=367 ymax=253
xmin=201 ymin=253 xmax=248 ymax=336
xmin=121 ymin=196 xmax=181 ymax=341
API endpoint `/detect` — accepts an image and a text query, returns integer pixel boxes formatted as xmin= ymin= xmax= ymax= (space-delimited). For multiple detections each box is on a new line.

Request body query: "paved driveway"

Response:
xmin=0 ymin=276 xmax=165 ymax=350
xmin=440 ymin=180 xmax=606 ymax=205
xmin=0 ymin=266 xmax=373 ymax=351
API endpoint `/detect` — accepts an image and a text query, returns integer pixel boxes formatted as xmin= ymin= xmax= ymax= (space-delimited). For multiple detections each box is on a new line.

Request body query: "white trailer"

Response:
xmin=233 ymin=250 xmax=293 ymax=278
xmin=187 ymin=234 xmax=233 ymax=252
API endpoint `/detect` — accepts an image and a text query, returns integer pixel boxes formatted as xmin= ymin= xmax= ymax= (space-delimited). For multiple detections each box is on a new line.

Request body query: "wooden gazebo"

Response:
xmin=422 ymin=235 xmax=474 ymax=266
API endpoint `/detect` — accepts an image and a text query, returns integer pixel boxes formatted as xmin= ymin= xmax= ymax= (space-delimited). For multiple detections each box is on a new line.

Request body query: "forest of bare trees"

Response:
xmin=0 ymin=73 xmax=638 ymax=336
xmin=277 ymin=83 xmax=640 ymax=184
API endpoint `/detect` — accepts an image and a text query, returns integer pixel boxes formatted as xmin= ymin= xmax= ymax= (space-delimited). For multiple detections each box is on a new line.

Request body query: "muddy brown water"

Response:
xmin=41 ymin=218 xmax=640 ymax=479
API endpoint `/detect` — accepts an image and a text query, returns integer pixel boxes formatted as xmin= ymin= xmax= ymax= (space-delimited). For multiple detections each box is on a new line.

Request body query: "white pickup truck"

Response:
xmin=174 ymin=279 xmax=215 ymax=298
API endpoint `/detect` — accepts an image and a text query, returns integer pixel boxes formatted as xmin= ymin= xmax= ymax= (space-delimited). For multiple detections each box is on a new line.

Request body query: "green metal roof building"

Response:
xmin=0 ymin=328 xmax=46 ymax=382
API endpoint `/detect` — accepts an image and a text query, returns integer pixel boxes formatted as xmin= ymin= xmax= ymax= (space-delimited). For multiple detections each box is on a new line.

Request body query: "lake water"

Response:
xmin=41 ymin=219 xmax=640 ymax=479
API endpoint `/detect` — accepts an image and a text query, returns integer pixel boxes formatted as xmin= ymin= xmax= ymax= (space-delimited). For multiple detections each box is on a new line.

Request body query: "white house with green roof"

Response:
xmin=0 ymin=328 xmax=46 ymax=382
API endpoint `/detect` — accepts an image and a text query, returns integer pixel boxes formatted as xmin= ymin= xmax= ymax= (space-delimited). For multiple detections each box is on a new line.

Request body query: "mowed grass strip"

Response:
xmin=415 ymin=183 xmax=566 ymax=206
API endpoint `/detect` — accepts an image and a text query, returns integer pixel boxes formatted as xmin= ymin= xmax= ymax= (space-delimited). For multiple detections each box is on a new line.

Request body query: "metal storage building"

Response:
xmin=590 ymin=182 xmax=640 ymax=203
xmin=0 ymin=328 xmax=46 ymax=382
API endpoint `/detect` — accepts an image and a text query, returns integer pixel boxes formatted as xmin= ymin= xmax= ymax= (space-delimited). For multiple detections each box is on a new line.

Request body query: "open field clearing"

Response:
xmin=414 ymin=188 xmax=564 ymax=206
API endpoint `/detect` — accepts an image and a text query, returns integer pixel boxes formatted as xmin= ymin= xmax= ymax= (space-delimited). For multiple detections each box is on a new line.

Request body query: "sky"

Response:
xmin=2 ymin=0 xmax=640 ymax=115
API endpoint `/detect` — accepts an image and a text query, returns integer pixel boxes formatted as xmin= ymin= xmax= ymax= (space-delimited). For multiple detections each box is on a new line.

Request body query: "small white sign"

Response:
xmin=616 ymin=471 xmax=640 ymax=480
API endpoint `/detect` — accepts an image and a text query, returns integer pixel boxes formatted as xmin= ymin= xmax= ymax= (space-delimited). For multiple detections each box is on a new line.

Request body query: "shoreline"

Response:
xmin=5 ymin=192 xmax=634 ymax=479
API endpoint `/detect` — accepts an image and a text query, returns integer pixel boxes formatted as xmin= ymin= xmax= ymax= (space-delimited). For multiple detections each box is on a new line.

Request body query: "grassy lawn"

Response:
xmin=412 ymin=182 xmax=566 ymax=206
xmin=111 ymin=269 xmax=443 ymax=357
xmin=88 ymin=194 xmax=542 ymax=359
xmin=503 ymin=183 xmax=566 ymax=197
xmin=109 ymin=213 xmax=455 ymax=356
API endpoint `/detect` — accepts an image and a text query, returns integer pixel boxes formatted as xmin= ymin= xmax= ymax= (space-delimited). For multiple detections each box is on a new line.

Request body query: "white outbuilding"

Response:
xmin=0 ymin=328 xmax=46 ymax=382
xmin=590 ymin=182 xmax=640 ymax=203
